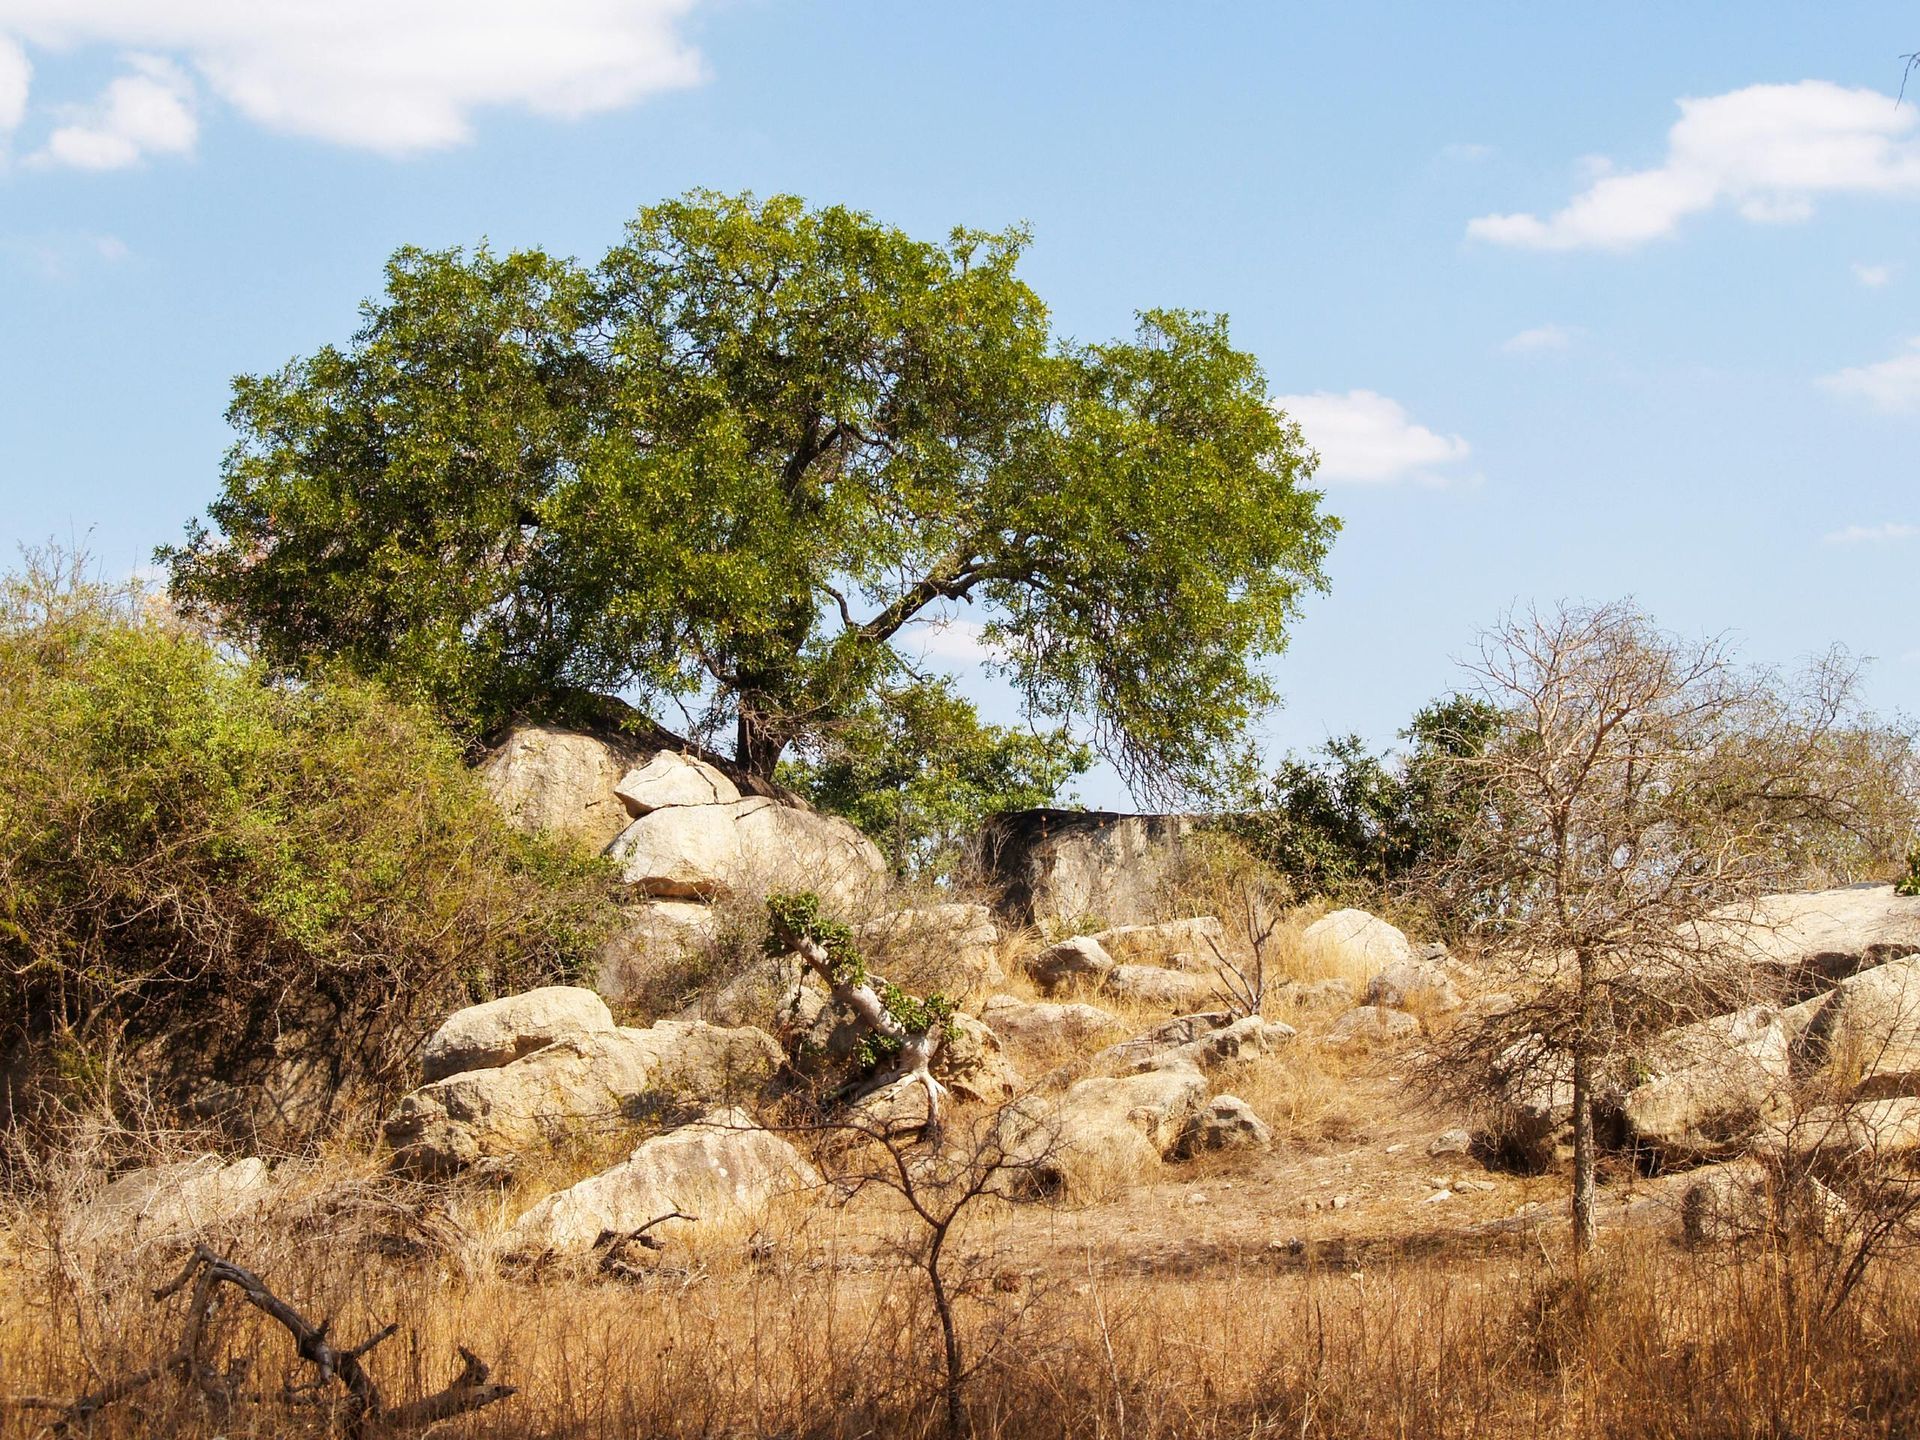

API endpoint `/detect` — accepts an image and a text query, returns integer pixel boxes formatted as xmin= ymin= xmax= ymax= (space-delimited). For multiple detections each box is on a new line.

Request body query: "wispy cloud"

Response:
xmin=1819 ymin=338 xmax=1920 ymax=414
xmin=1273 ymin=389 xmax=1474 ymax=486
xmin=1853 ymin=261 xmax=1894 ymax=288
xmin=1823 ymin=522 xmax=1920 ymax=545
xmin=0 ymin=0 xmax=709 ymax=163
xmin=1501 ymin=323 xmax=1578 ymax=354
xmin=1469 ymin=81 xmax=1920 ymax=252
xmin=2 ymin=227 xmax=131 ymax=277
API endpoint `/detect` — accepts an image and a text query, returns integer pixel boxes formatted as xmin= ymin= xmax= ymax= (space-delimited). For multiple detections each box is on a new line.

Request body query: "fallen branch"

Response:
xmin=14 ymin=1245 xmax=514 ymax=1437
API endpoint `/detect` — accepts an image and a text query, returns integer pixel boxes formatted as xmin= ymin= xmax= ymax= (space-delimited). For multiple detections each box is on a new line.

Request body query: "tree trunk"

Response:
xmin=1571 ymin=1043 xmax=1597 ymax=1256
xmin=734 ymin=708 xmax=789 ymax=779
xmin=926 ymin=1224 xmax=966 ymax=1440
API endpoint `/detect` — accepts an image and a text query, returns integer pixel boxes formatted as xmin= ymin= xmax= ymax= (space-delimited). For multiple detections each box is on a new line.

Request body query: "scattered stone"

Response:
xmin=1301 ymin=909 xmax=1413 ymax=972
xmin=1322 ymin=1005 xmax=1419 ymax=1049
xmin=385 ymin=1021 xmax=784 ymax=1176
xmin=614 ymin=752 xmax=741 ymax=814
xmin=1428 ymin=1127 xmax=1473 ymax=1157
xmin=1422 ymin=1189 xmax=1453 ymax=1204
xmin=420 ymin=986 xmax=615 ymax=1083
xmin=1455 ymin=1178 xmax=1496 ymax=1193
xmin=1025 ymin=935 xmax=1117 ymax=995
xmin=508 ymin=1107 xmax=818 ymax=1255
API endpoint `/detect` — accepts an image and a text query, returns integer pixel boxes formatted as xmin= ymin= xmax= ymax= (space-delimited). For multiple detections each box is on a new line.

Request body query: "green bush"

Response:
xmin=0 ymin=553 xmax=617 ymax=1147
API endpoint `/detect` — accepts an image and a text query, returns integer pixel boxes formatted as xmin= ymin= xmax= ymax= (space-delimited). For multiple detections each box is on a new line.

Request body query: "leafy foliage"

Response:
xmin=0 ymin=552 xmax=617 ymax=1144
xmin=778 ymin=676 xmax=1090 ymax=876
xmin=165 ymin=190 xmax=1336 ymax=799
xmin=1233 ymin=694 xmax=1501 ymax=901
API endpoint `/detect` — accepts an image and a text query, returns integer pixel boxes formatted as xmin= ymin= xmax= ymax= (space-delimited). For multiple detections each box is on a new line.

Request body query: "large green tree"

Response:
xmin=166 ymin=191 xmax=1337 ymax=798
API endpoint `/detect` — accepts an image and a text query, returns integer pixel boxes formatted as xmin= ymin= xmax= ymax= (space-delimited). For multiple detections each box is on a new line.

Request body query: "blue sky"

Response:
xmin=2 ymin=3 xmax=1918 ymax=805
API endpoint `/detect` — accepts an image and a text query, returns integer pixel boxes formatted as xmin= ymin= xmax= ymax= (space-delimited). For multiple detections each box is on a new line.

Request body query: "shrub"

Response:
xmin=0 ymin=552 xmax=617 ymax=1149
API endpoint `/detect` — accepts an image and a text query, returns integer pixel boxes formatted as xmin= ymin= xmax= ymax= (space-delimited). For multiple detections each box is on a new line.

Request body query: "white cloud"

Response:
xmin=1501 ymin=323 xmax=1578 ymax=354
xmin=1823 ymin=522 xmax=1920 ymax=544
xmin=1853 ymin=261 xmax=1894 ymax=287
xmin=1274 ymin=389 xmax=1473 ymax=486
xmin=0 ymin=32 xmax=26 ymax=134
xmin=908 ymin=616 xmax=1000 ymax=666
xmin=34 ymin=54 xmax=193 ymax=170
xmin=0 ymin=1 xmax=707 ymax=158
xmin=1819 ymin=338 xmax=1920 ymax=414
xmin=1469 ymin=81 xmax=1920 ymax=252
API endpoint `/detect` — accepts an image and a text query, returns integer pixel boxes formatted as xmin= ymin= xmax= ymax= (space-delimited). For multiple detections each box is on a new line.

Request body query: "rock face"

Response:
xmin=1026 ymin=936 xmax=1116 ymax=995
xmin=977 ymin=809 xmax=1198 ymax=927
xmin=1794 ymin=954 xmax=1920 ymax=1095
xmin=479 ymin=725 xmax=646 ymax=851
xmin=77 ymin=1156 xmax=269 ymax=1244
xmin=508 ymin=1107 xmax=818 ymax=1255
xmin=1002 ymin=1061 xmax=1210 ymax=1193
xmin=609 ymin=797 xmax=885 ymax=908
xmin=1695 ymin=885 xmax=1920 ymax=991
xmin=1321 ymin=1005 xmax=1419 ymax=1049
xmin=1301 ymin=909 xmax=1413 ymax=973
xmin=615 ymin=752 xmax=742 ymax=813
xmin=385 ymin=1021 xmax=784 ymax=1176
xmin=1622 ymin=1005 xmax=1792 ymax=1162
xmin=420 ymin=986 xmax=615 ymax=1084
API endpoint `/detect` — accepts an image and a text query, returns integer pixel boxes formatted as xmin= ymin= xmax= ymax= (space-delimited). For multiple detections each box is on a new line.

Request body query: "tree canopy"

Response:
xmin=165 ymin=190 xmax=1337 ymax=798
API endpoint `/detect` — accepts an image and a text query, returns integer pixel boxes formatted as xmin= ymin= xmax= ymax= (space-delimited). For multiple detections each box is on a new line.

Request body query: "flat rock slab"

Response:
xmin=421 ymin=986 xmax=615 ymax=1083
xmin=614 ymin=752 xmax=741 ymax=813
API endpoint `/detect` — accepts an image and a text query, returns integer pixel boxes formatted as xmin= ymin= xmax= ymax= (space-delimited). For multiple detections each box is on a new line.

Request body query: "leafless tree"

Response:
xmin=1422 ymin=601 xmax=1904 ymax=1253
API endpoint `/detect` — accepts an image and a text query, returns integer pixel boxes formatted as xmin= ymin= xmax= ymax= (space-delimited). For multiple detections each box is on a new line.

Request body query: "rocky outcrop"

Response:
xmin=507 ymin=1107 xmax=818 ymax=1255
xmin=1302 ymin=909 xmax=1413 ymax=973
xmin=935 ymin=1012 xmax=1021 ymax=1102
xmin=385 ymin=1021 xmax=784 ymax=1176
xmin=478 ymin=725 xmax=648 ymax=851
xmin=1761 ymin=1096 xmax=1920 ymax=1168
xmin=615 ymin=752 xmax=741 ymax=813
xmin=1622 ymin=1005 xmax=1792 ymax=1163
xmin=420 ymin=986 xmax=615 ymax=1083
xmin=1692 ymin=885 xmax=1920 ymax=993
xmin=608 ymin=797 xmax=885 ymax=908
xmin=977 ymin=809 xmax=1198 ymax=927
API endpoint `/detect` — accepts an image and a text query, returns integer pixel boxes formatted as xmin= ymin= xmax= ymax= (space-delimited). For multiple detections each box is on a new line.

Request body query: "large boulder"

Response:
xmin=1692 ymin=885 xmax=1920 ymax=993
xmin=1025 ymin=935 xmax=1116 ymax=995
xmin=508 ymin=1108 xmax=818 ymax=1255
xmin=384 ymin=1021 xmax=783 ymax=1176
xmin=1793 ymin=954 xmax=1920 ymax=1096
xmin=614 ymin=752 xmax=742 ymax=813
xmin=976 ymin=809 xmax=1198 ymax=927
xmin=478 ymin=725 xmax=646 ymax=851
xmin=1622 ymin=1005 xmax=1793 ymax=1163
xmin=420 ymin=986 xmax=615 ymax=1083
xmin=608 ymin=797 xmax=885 ymax=908
xmin=1000 ymin=1061 xmax=1209 ymax=1194
xmin=1301 ymin=909 xmax=1413 ymax=973
xmin=74 ymin=1156 xmax=270 ymax=1245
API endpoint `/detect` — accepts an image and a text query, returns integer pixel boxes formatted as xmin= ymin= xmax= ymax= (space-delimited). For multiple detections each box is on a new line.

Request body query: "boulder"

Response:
xmin=1692 ymin=885 xmax=1920 ymax=992
xmin=76 ymin=1156 xmax=269 ymax=1244
xmin=608 ymin=797 xmax=885 ymax=908
xmin=1622 ymin=1005 xmax=1792 ymax=1162
xmin=1096 ymin=1013 xmax=1293 ymax=1076
xmin=1762 ymin=1096 xmax=1920 ymax=1167
xmin=420 ymin=986 xmax=615 ymax=1083
xmin=1103 ymin=964 xmax=1212 ymax=1009
xmin=384 ymin=1021 xmax=784 ymax=1176
xmin=1026 ymin=936 xmax=1116 ymax=995
xmin=593 ymin=901 xmax=719 ymax=1006
xmin=1364 ymin=960 xmax=1462 ymax=1014
xmin=1088 ymin=917 xmax=1227 ymax=965
xmin=978 ymin=996 xmax=1120 ymax=1062
xmin=507 ymin=1108 xmax=818 ymax=1255
xmin=614 ymin=752 xmax=742 ymax=814
xmin=1792 ymin=954 xmax=1920 ymax=1096
xmin=1321 ymin=1005 xmax=1419 ymax=1049
xmin=479 ymin=725 xmax=645 ymax=851
xmin=976 ymin=809 xmax=1198 ymax=927
xmin=1000 ymin=1061 xmax=1210 ymax=1193
xmin=1301 ymin=909 xmax=1413 ymax=973
xmin=1175 ymin=1095 xmax=1273 ymax=1156
xmin=1271 ymin=978 xmax=1355 ymax=1014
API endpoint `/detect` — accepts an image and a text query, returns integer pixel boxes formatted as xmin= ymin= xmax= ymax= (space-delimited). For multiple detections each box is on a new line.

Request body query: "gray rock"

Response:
xmin=1691 ymin=884 xmax=1920 ymax=990
xmin=1364 ymin=960 xmax=1462 ymax=1014
xmin=1176 ymin=1095 xmax=1273 ymax=1156
xmin=1792 ymin=953 xmax=1920 ymax=1095
xmin=614 ymin=752 xmax=741 ymax=814
xmin=478 ymin=725 xmax=646 ymax=851
xmin=1026 ymin=935 xmax=1116 ymax=995
xmin=593 ymin=900 xmax=719 ymax=1006
xmin=980 ymin=995 xmax=1121 ymax=1060
xmin=421 ymin=986 xmax=615 ymax=1083
xmin=1271 ymin=978 xmax=1354 ymax=1014
xmin=1127 ymin=1014 xmax=1295 ymax=1075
